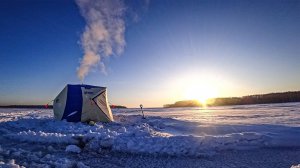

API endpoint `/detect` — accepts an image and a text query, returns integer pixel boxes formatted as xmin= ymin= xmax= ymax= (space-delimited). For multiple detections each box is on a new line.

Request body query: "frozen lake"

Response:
xmin=116 ymin=102 xmax=300 ymax=134
xmin=1 ymin=103 xmax=300 ymax=167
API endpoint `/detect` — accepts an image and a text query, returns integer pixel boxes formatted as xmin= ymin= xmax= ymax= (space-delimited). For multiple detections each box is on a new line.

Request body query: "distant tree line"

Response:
xmin=0 ymin=105 xmax=127 ymax=109
xmin=0 ymin=105 xmax=53 ymax=109
xmin=164 ymin=91 xmax=300 ymax=108
xmin=163 ymin=100 xmax=201 ymax=108
xmin=110 ymin=105 xmax=127 ymax=109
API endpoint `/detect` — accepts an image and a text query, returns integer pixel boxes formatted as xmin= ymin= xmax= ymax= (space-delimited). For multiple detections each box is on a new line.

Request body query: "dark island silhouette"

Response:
xmin=164 ymin=91 xmax=300 ymax=108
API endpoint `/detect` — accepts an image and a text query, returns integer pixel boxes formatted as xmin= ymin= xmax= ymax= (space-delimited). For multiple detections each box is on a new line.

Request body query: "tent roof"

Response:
xmin=67 ymin=84 xmax=106 ymax=89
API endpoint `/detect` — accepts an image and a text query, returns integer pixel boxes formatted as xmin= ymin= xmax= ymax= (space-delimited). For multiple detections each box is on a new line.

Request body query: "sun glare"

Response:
xmin=170 ymin=72 xmax=224 ymax=106
xmin=184 ymin=83 xmax=218 ymax=105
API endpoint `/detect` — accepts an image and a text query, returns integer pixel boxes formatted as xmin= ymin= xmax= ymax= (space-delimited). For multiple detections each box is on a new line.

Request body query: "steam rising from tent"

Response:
xmin=76 ymin=0 xmax=126 ymax=81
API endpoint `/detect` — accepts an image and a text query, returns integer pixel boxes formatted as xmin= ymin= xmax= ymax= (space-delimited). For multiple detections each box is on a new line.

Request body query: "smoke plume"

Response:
xmin=76 ymin=0 xmax=126 ymax=81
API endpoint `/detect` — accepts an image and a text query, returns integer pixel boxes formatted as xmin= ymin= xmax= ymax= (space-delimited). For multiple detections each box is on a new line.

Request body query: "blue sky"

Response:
xmin=0 ymin=0 xmax=299 ymax=107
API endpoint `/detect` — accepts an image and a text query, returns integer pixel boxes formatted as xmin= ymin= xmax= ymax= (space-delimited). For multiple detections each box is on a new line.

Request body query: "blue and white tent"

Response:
xmin=53 ymin=84 xmax=114 ymax=122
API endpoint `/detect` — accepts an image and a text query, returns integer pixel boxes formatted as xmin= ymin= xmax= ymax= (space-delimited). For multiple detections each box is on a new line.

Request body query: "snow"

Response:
xmin=1 ymin=103 xmax=300 ymax=167
xmin=65 ymin=145 xmax=81 ymax=153
xmin=0 ymin=159 xmax=25 ymax=168
xmin=77 ymin=162 xmax=90 ymax=168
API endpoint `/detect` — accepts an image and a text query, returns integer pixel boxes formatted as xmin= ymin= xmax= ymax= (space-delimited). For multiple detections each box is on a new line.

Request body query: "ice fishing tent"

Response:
xmin=53 ymin=84 xmax=113 ymax=122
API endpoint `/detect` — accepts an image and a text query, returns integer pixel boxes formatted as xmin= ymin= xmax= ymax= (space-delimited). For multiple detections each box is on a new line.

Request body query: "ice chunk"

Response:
xmin=291 ymin=164 xmax=300 ymax=168
xmin=119 ymin=127 xmax=127 ymax=133
xmin=1 ymin=159 xmax=25 ymax=168
xmin=100 ymin=138 xmax=114 ymax=149
xmin=44 ymin=154 xmax=52 ymax=159
xmin=65 ymin=145 xmax=81 ymax=154
xmin=47 ymin=145 xmax=54 ymax=151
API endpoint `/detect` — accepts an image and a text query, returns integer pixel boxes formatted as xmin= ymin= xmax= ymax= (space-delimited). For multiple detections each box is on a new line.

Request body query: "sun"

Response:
xmin=184 ymin=84 xmax=218 ymax=105
xmin=170 ymin=72 xmax=222 ymax=106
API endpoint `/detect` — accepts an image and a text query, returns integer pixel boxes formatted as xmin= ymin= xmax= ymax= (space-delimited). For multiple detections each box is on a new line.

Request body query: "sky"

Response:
xmin=0 ymin=0 xmax=299 ymax=107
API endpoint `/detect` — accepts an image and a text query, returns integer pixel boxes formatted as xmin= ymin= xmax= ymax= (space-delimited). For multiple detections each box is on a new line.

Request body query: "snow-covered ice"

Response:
xmin=1 ymin=103 xmax=300 ymax=167
xmin=65 ymin=145 xmax=81 ymax=154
